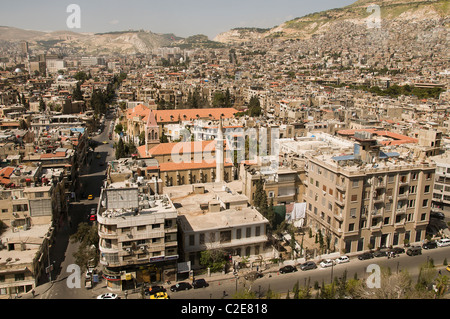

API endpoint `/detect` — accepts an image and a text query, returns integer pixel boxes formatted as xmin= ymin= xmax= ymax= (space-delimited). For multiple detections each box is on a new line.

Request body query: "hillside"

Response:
xmin=214 ymin=0 xmax=449 ymax=42
xmin=0 ymin=27 xmax=182 ymax=55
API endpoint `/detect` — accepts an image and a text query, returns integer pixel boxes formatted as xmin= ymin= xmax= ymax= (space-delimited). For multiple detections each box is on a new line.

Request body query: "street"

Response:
xmin=36 ymin=112 xmax=116 ymax=299
xmin=169 ymin=246 xmax=450 ymax=299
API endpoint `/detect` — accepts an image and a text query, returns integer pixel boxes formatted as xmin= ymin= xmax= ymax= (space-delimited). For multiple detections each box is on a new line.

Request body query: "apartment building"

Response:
xmin=97 ymin=180 xmax=178 ymax=291
xmin=305 ymin=131 xmax=435 ymax=254
xmin=166 ymin=183 xmax=271 ymax=269
xmin=430 ymin=152 xmax=450 ymax=218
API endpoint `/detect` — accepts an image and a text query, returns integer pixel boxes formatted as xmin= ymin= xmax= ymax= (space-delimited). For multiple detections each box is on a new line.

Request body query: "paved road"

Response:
xmin=169 ymin=246 xmax=450 ymax=299
xmin=37 ymin=113 xmax=116 ymax=299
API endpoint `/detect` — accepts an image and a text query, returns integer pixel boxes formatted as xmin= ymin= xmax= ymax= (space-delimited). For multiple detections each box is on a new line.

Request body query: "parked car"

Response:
xmin=279 ymin=265 xmax=297 ymax=274
xmin=406 ymin=246 xmax=422 ymax=256
xmin=423 ymin=241 xmax=438 ymax=249
xmin=97 ymin=293 xmax=119 ymax=299
xmin=446 ymin=265 xmax=450 ymax=273
xmin=389 ymin=247 xmax=405 ymax=255
xmin=89 ymin=214 xmax=96 ymax=222
xmin=430 ymin=212 xmax=445 ymax=220
xmin=192 ymin=279 xmax=209 ymax=289
xmin=358 ymin=252 xmax=374 ymax=260
xmin=373 ymin=250 xmax=388 ymax=258
xmin=319 ymin=259 xmax=335 ymax=268
xmin=88 ymin=194 xmax=94 ymax=200
xmin=335 ymin=256 xmax=350 ymax=264
xmin=170 ymin=282 xmax=192 ymax=292
xmin=437 ymin=238 xmax=450 ymax=247
xmin=300 ymin=261 xmax=317 ymax=271
xmin=150 ymin=292 xmax=169 ymax=299
xmin=144 ymin=285 xmax=166 ymax=296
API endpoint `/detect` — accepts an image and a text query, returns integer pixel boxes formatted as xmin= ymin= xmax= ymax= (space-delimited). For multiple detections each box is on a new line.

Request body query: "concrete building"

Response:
xmin=97 ymin=180 xmax=178 ymax=291
xmin=304 ymin=131 xmax=435 ymax=254
xmin=165 ymin=183 xmax=271 ymax=270
xmin=430 ymin=152 xmax=450 ymax=219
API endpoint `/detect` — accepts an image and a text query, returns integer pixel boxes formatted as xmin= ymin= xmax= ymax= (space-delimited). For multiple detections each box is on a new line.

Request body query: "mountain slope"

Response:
xmin=0 ymin=27 xmax=182 ymax=54
xmin=215 ymin=0 xmax=449 ymax=42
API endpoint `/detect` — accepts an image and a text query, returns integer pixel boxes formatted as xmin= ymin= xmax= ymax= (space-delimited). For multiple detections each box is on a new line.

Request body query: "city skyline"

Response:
xmin=1 ymin=0 xmax=356 ymax=39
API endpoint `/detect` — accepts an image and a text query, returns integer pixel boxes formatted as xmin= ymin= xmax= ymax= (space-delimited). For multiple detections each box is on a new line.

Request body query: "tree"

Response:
xmin=70 ymin=223 xmax=99 ymax=271
xmin=199 ymin=249 xmax=227 ymax=273
xmin=115 ymin=137 xmax=126 ymax=159
xmin=72 ymin=82 xmax=83 ymax=101
xmin=248 ymin=96 xmax=262 ymax=117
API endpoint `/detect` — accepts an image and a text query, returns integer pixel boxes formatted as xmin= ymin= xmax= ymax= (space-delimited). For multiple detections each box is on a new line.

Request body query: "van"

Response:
xmin=437 ymin=238 xmax=450 ymax=247
xmin=406 ymin=246 xmax=422 ymax=256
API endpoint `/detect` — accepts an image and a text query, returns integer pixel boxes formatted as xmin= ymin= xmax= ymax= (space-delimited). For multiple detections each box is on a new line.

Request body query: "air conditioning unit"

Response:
xmin=125 ymin=247 xmax=132 ymax=253
xmin=140 ymin=245 xmax=146 ymax=251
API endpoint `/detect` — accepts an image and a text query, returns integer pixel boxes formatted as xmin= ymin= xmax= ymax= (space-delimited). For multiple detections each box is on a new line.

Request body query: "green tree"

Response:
xmin=72 ymin=82 xmax=84 ymax=101
xmin=70 ymin=223 xmax=99 ymax=271
xmin=248 ymin=96 xmax=262 ymax=117
xmin=115 ymin=137 xmax=126 ymax=159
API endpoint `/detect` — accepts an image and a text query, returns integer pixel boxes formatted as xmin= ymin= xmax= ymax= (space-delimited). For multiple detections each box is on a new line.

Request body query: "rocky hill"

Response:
xmin=0 ymin=27 xmax=182 ymax=55
xmin=214 ymin=0 xmax=449 ymax=43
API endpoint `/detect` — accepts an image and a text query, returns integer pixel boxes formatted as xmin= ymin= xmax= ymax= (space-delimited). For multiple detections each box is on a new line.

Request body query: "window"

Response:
xmin=199 ymin=233 xmax=205 ymax=245
xmin=323 ymin=185 xmax=327 ymax=192
xmin=255 ymin=226 xmax=260 ymax=237
xmin=352 ymin=180 xmax=359 ymax=188
xmin=220 ymin=231 xmax=232 ymax=243
xmin=424 ymin=185 xmax=430 ymax=193
xmin=351 ymin=194 xmax=357 ymax=202
xmin=421 ymin=213 xmax=427 ymax=221
xmin=189 ymin=235 xmax=195 ymax=246
xmin=236 ymin=229 xmax=241 ymax=240
xmin=329 ymin=188 xmax=333 ymax=196
xmin=383 ymin=217 xmax=390 ymax=225
xmin=422 ymin=199 xmax=428 ymax=207
xmin=409 ymin=185 xmax=417 ymax=194
xmin=348 ymin=223 xmax=355 ymax=232
xmin=210 ymin=232 xmax=216 ymax=243
xmin=246 ymin=227 xmax=251 ymax=238
xmin=350 ymin=208 xmax=356 ymax=218
xmin=15 ymin=273 xmax=25 ymax=281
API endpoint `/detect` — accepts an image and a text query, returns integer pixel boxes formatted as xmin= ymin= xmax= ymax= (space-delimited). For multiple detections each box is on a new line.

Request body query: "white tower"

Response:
xmin=215 ymin=118 xmax=225 ymax=183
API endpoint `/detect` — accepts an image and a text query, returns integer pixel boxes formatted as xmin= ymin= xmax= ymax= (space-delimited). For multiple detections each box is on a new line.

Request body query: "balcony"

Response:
xmin=335 ymin=198 xmax=345 ymax=207
xmin=394 ymin=220 xmax=406 ymax=229
xmin=395 ymin=206 xmax=407 ymax=214
xmin=373 ymin=196 xmax=384 ymax=204
xmin=397 ymin=192 xmax=409 ymax=200
xmin=336 ymin=183 xmax=346 ymax=193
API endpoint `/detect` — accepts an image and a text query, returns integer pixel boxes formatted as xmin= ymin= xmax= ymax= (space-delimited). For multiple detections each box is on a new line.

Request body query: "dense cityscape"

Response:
xmin=0 ymin=0 xmax=449 ymax=303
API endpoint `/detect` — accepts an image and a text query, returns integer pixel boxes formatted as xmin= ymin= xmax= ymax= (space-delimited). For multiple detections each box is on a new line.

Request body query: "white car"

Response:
xmin=319 ymin=259 xmax=335 ymax=268
xmin=335 ymin=256 xmax=350 ymax=264
xmin=437 ymin=238 xmax=450 ymax=247
xmin=97 ymin=293 xmax=119 ymax=299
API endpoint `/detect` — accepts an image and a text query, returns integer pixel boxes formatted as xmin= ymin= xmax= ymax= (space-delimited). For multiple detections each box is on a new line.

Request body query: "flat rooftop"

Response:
xmin=165 ymin=182 xmax=268 ymax=232
xmin=0 ymin=224 xmax=52 ymax=268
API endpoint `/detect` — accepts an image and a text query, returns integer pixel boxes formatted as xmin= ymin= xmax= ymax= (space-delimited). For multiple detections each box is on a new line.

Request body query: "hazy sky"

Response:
xmin=1 ymin=0 xmax=356 ymax=39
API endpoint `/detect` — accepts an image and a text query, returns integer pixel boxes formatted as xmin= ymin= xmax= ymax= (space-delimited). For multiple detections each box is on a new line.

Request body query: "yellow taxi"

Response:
xmin=88 ymin=194 xmax=94 ymax=200
xmin=150 ymin=292 xmax=169 ymax=299
xmin=446 ymin=265 xmax=450 ymax=273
